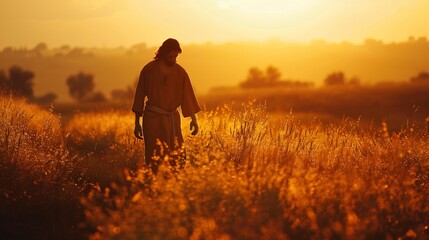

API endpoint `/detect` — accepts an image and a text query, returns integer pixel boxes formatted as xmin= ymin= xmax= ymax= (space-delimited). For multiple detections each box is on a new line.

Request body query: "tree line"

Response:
xmin=239 ymin=65 xmax=429 ymax=88
xmin=1 ymin=65 xmax=428 ymax=104
xmin=0 ymin=65 xmax=134 ymax=103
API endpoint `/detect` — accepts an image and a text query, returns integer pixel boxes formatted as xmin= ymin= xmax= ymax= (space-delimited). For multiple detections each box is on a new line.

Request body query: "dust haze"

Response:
xmin=1 ymin=37 xmax=428 ymax=102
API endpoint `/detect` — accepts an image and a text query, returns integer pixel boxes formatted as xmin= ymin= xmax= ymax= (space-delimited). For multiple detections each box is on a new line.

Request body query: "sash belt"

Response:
xmin=145 ymin=105 xmax=178 ymax=148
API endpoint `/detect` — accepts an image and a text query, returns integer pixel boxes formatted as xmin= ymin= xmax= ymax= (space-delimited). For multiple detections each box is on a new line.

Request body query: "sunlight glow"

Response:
xmin=217 ymin=1 xmax=231 ymax=9
xmin=225 ymin=0 xmax=323 ymax=14
xmin=0 ymin=0 xmax=427 ymax=48
xmin=209 ymin=0 xmax=332 ymax=30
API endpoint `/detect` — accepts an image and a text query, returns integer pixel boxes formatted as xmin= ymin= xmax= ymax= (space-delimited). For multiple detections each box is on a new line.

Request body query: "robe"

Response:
xmin=132 ymin=60 xmax=201 ymax=167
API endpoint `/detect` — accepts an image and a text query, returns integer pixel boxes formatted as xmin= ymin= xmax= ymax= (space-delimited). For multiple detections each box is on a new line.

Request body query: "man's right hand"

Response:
xmin=134 ymin=124 xmax=143 ymax=139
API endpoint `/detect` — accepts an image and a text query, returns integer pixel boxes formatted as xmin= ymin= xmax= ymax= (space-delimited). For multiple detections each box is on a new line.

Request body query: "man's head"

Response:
xmin=155 ymin=38 xmax=182 ymax=66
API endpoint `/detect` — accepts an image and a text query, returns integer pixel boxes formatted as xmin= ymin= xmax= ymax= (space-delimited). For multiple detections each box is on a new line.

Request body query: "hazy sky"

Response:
xmin=1 ymin=0 xmax=428 ymax=48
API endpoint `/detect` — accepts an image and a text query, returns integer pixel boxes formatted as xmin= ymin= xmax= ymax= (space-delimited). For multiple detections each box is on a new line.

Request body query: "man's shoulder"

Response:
xmin=141 ymin=60 xmax=157 ymax=72
xmin=175 ymin=63 xmax=187 ymax=74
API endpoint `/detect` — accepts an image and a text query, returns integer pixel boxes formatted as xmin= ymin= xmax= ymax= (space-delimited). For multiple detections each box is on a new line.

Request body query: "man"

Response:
xmin=132 ymin=38 xmax=201 ymax=172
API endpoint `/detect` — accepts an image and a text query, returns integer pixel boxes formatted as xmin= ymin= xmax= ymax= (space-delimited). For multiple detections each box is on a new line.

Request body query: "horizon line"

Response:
xmin=2 ymin=36 xmax=429 ymax=50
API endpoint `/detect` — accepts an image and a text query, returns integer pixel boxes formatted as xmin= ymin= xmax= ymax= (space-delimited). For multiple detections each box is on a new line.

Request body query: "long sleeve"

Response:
xmin=181 ymin=72 xmax=201 ymax=117
xmin=131 ymin=68 xmax=146 ymax=114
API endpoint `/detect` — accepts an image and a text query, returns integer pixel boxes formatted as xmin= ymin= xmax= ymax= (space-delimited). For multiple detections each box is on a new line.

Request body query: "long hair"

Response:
xmin=154 ymin=38 xmax=182 ymax=60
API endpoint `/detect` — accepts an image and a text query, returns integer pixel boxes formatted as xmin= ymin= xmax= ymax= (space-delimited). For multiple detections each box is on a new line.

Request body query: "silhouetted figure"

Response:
xmin=132 ymin=38 xmax=201 ymax=172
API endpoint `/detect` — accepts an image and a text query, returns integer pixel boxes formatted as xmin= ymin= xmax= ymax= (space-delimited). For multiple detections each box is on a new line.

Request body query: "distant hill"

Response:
xmin=1 ymin=38 xmax=429 ymax=102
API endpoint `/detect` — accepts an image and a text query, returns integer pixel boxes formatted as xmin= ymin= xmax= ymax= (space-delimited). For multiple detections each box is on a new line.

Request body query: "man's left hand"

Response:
xmin=190 ymin=121 xmax=199 ymax=135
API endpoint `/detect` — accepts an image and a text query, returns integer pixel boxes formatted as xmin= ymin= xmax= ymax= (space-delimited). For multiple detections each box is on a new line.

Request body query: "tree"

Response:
xmin=0 ymin=66 xmax=35 ymax=98
xmin=66 ymin=72 xmax=94 ymax=102
xmin=410 ymin=71 xmax=429 ymax=83
xmin=324 ymin=72 xmax=346 ymax=86
xmin=240 ymin=66 xmax=313 ymax=89
xmin=9 ymin=66 xmax=35 ymax=98
xmin=0 ymin=70 xmax=7 ymax=91
xmin=240 ymin=67 xmax=265 ymax=88
xmin=240 ymin=66 xmax=282 ymax=88
xmin=32 ymin=42 xmax=48 ymax=56
xmin=265 ymin=65 xmax=281 ymax=84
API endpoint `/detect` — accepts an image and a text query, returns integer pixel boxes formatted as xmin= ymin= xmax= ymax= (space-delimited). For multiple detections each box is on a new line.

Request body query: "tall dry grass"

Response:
xmin=201 ymin=82 xmax=429 ymax=130
xmin=1 ymin=93 xmax=428 ymax=239
xmin=65 ymin=111 xmax=145 ymax=185
xmin=0 ymin=94 xmax=84 ymax=239
xmin=79 ymin=101 xmax=429 ymax=239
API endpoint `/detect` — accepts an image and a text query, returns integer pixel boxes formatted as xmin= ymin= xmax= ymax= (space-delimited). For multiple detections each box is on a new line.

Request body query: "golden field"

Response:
xmin=1 ymin=92 xmax=428 ymax=239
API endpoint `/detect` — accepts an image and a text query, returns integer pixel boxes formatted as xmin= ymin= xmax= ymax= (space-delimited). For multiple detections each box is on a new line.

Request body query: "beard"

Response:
xmin=165 ymin=59 xmax=176 ymax=67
